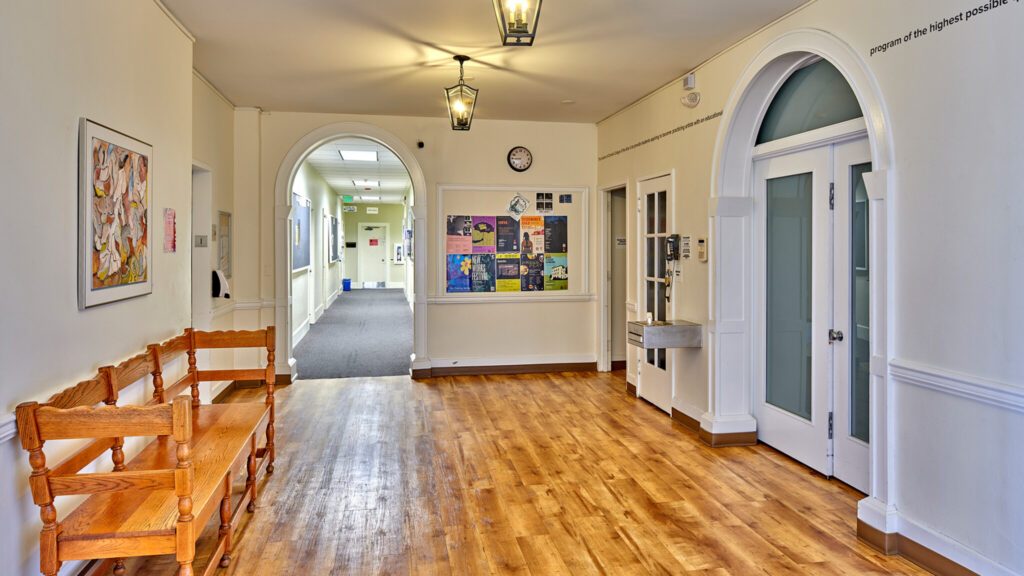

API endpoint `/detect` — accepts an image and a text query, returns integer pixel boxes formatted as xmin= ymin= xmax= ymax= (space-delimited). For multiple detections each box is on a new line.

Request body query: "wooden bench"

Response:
xmin=15 ymin=327 xmax=279 ymax=576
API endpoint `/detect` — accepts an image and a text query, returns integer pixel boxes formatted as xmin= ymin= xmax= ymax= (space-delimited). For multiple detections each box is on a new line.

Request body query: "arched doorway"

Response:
xmin=273 ymin=122 xmax=429 ymax=382
xmin=706 ymin=29 xmax=897 ymax=530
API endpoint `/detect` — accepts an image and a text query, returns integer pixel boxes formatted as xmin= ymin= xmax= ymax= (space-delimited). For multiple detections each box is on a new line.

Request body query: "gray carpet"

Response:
xmin=293 ymin=289 xmax=412 ymax=379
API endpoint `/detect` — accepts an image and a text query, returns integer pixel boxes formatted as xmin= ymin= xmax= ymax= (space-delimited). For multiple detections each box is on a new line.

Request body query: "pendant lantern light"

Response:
xmin=444 ymin=55 xmax=478 ymax=131
xmin=494 ymin=0 xmax=542 ymax=46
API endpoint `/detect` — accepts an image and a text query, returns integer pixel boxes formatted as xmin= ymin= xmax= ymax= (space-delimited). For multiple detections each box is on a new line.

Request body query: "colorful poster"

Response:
xmin=470 ymin=254 xmax=496 ymax=292
xmin=446 ymin=254 xmax=472 ymax=292
xmin=496 ymin=253 xmax=520 ymax=292
xmin=495 ymin=216 xmax=520 ymax=253
xmin=544 ymin=253 xmax=568 ymax=291
xmin=521 ymin=254 xmax=545 ymax=291
xmin=544 ymin=215 xmax=568 ymax=254
xmin=163 ymin=208 xmax=176 ymax=253
xmin=446 ymin=215 xmax=472 ymax=254
xmin=471 ymin=216 xmax=496 ymax=253
xmin=520 ymin=216 xmax=545 ymax=255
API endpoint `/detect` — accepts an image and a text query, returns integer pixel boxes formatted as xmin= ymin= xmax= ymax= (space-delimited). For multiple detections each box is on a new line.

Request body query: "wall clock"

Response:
xmin=507 ymin=146 xmax=533 ymax=172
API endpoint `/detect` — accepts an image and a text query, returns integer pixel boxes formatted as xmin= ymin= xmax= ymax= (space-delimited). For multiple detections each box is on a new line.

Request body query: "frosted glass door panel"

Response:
xmin=766 ymin=172 xmax=813 ymax=420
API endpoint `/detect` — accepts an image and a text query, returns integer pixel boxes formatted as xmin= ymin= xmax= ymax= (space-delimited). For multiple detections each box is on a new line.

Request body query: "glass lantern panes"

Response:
xmin=494 ymin=0 xmax=542 ymax=46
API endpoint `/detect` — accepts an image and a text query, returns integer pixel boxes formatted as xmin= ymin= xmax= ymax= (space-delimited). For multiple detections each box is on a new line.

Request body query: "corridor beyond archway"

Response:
xmin=293 ymin=289 xmax=412 ymax=379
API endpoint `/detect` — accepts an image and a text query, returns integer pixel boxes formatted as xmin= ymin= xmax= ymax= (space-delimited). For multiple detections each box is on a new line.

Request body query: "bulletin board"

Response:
xmin=436 ymin=185 xmax=588 ymax=299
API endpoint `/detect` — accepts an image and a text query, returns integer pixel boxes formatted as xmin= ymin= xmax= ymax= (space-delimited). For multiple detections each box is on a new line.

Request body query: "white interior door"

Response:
xmin=637 ymin=175 xmax=672 ymax=414
xmin=832 ymin=138 xmax=872 ymax=492
xmin=755 ymin=146 xmax=832 ymax=475
xmin=754 ymin=138 xmax=871 ymax=492
xmin=358 ymin=224 xmax=387 ymax=288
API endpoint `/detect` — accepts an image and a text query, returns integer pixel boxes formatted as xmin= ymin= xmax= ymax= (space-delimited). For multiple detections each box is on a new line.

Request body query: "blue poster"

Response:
xmin=446 ymin=254 xmax=472 ymax=293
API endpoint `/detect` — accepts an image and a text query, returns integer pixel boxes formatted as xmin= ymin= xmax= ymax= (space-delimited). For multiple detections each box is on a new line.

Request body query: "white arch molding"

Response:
xmin=273 ymin=122 xmax=430 ymax=382
xmin=706 ymin=29 xmax=897 ymax=533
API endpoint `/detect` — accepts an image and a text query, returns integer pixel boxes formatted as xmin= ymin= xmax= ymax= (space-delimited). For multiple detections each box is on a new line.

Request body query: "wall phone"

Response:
xmin=665 ymin=234 xmax=681 ymax=261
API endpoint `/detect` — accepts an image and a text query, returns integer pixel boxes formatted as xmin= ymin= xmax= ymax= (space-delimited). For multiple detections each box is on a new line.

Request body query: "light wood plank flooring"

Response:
xmin=126 ymin=371 xmax=928 ymax=575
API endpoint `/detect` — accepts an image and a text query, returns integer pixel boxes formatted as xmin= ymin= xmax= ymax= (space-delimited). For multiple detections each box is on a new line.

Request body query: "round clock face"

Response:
xmin=507 ymin=146 xmax=533 ymax=172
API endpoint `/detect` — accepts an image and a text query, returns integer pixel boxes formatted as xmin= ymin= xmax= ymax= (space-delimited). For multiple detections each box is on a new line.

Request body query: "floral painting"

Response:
xmin=79 ymin=120 xmax=153 ymax=308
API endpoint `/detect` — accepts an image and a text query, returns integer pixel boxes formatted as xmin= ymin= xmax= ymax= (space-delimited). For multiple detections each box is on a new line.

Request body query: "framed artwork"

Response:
xmin=329 ymin=215 xmax=341 ymax=263
xmin=79 ymin=119 xmax=153 ymax=309
xmin=218 ymin=211 xmax=232 ymax=278
xmin=292 ymin=194 xmax=311 ymax=271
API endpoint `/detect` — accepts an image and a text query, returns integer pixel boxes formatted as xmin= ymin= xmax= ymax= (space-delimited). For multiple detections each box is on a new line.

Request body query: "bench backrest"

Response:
xmin=16 ymin=397 xmax=192 ymax=501
xmin=14 ymin=327 xmax=275 ymax=516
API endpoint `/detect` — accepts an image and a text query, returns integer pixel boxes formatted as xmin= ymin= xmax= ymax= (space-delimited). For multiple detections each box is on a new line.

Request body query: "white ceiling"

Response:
xmin=305 ymin=138 xmax=411 ymax=204
xmin=165 ymin=0 xmax=808 ymax=123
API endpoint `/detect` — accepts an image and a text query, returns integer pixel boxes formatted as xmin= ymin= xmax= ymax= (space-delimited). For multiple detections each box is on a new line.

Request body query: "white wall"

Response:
xmin=193 ymin=72 xmax=239 ymax=387
xmin=0 ymin=2 xmax=194 ymax=574
xmin=250 ymin=113 xmax=598 ymax=367
xmin=598 ymin=0 xmax=1024 ymax=572
xmin=290 ymin=161 xmax=343 ymax=345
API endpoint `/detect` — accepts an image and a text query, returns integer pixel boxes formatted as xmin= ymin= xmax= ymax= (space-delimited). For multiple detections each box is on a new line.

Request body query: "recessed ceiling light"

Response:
xmin=361 ymin=195 xmax=381 ymax=201
xmin=353 ymin=179 xmax=379 ymax=187
xmin=340 ymin=150 xmax=378 ymax=162
xmin=561 ymin=99 xmax=576 ymax=105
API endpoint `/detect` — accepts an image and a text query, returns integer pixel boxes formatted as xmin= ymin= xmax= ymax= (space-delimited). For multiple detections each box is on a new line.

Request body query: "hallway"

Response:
xmin=123 ymin=372 xmax=926 ymax=575
xmin=293 ymin=289 xmax=413 ymax=379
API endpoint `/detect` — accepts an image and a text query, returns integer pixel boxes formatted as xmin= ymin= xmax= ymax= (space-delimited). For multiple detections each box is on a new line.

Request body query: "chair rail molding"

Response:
xmin=890 ymin=358 xmax=1024 ymax=414
xmin=0 ymin=415 xmax=16 ymax=443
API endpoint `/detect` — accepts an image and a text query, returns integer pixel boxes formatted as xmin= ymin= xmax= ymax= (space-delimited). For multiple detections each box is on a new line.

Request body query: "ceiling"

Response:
xmin=305 ymin=137 xmax=412 ymax=203
xmin=165 ymin=0 xmax=808 ymax=123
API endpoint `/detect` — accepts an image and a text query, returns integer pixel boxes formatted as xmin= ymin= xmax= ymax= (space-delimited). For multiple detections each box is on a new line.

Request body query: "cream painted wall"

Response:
xmin=0 ymin=2 xmax=194 ymax=574
xmin=598 ymin=0 xmax=1024 ymax=572
xmin=290 ymin=161 xmax=343 ymax=345
xmin=343 ymin=203 xmax=407 ymax=286
xmin=252 ymin=112 xmax=598 ymax=365
xmin=193 ymin=74 xmax=239 ymax=378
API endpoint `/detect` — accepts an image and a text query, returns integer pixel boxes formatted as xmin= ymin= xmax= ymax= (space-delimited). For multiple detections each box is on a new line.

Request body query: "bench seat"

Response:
xmin=57 ymin=403 xmax=269 ymax=554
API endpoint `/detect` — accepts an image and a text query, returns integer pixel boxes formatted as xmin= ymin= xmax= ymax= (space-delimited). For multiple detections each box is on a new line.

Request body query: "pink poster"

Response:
xmin=163 ymin=208 xmax=176 ymax=253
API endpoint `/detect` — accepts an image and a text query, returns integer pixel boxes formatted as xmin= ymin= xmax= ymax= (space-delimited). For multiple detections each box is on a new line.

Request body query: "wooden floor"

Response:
xmin=125 ymin=371 xmax=928 ymax=575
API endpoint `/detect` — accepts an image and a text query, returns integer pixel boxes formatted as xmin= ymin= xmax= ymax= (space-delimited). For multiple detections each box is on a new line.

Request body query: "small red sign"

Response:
xmin=369 ymin=239 xmax=379 ymax=246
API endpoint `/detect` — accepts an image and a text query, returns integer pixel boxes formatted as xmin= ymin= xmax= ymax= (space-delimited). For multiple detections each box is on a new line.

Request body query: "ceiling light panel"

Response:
xmin=353 ymin=179 xmax=379 ymax=187
xmin=340 ymin=150 xmax=378 ymax=162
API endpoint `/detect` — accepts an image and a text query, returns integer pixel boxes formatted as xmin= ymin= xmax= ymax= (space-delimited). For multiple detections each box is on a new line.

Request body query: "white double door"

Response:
xmin=754 ymin=137 xmax=871 ymax=493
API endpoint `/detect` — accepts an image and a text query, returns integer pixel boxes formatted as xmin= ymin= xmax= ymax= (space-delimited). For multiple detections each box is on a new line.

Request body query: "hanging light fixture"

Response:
xmin=494 ymin=0 xmax=542 ymax=46
xmin=444 ymin=55 xmax=478 ymax=131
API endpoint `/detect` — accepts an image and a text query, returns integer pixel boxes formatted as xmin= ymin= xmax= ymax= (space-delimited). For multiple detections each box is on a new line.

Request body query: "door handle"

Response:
xmin=828 ymin=329 xmax=844 ymax=344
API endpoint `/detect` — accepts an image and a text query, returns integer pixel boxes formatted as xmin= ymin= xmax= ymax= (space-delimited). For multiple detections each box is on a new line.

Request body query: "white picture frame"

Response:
xmin=78 ymin=119 xmax=154 ymax=309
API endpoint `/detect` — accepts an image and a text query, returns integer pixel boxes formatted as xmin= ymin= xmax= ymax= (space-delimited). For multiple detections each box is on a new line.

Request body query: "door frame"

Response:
xmin=357 ymin=221 xmax=390 ymax=288
xmin=597 ymin=181 xmax=629 ymax=373
xmin=709 ymin=29 xmax=896 ymax=531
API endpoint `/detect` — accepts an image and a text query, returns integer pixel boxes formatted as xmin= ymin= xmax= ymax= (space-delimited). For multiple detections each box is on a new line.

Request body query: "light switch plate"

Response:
xmin=195 ymin=235 xmax=209 ymax=248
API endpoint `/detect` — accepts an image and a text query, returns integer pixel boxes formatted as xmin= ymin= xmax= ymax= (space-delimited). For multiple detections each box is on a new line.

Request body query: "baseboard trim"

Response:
xmin=416 ymin=362 xmax=598 ymax=378
xmin=698 ymin=428 xmax=758 ymax=447
xmin=213 ymin=382 xmax=238 ymax=403
xmin=276 ymin=373 xmax=292 ymax=386
xmin=611 ymin=360 xmax=627 ymax=370
xmin=626 ymin=382 xmax=637 ymax=396
xmin=670 ymin=408 xmax=700 ymax=432
xmin=857 ymin=521 xmax=978 ymax=576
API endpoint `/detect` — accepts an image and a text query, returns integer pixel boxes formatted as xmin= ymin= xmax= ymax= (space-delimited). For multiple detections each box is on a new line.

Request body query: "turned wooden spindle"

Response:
xmin=113 ymin=559 xmax=126 ymax=576
xmin=265 ymin=326 xmax=276 ymax=474
xmin=218 ymin=472 xmax=233 ymax=567
xmin=148 ymin=344 xmax=166 ymax=404
xmin=17 ymin=403 xmax=61 ymax=576
xmin=172 ymin=397 xmax=195 ymax=576
xmin=245 ymin=434 xmax=258 ymax=513
xmin=100 ymin=367 xmax=126 ymax=472
xmin=186 ymin=328 xmax=200 ymax=407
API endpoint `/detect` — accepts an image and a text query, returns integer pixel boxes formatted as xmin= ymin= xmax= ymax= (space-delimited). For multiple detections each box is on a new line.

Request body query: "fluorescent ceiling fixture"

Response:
xmin=360 ymin=195 xmax=381 ymax=201
xmin=339 ymin=150 xmax=378 ymax=162
xmin=353 ymin=179 xmax=379 ymax=187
